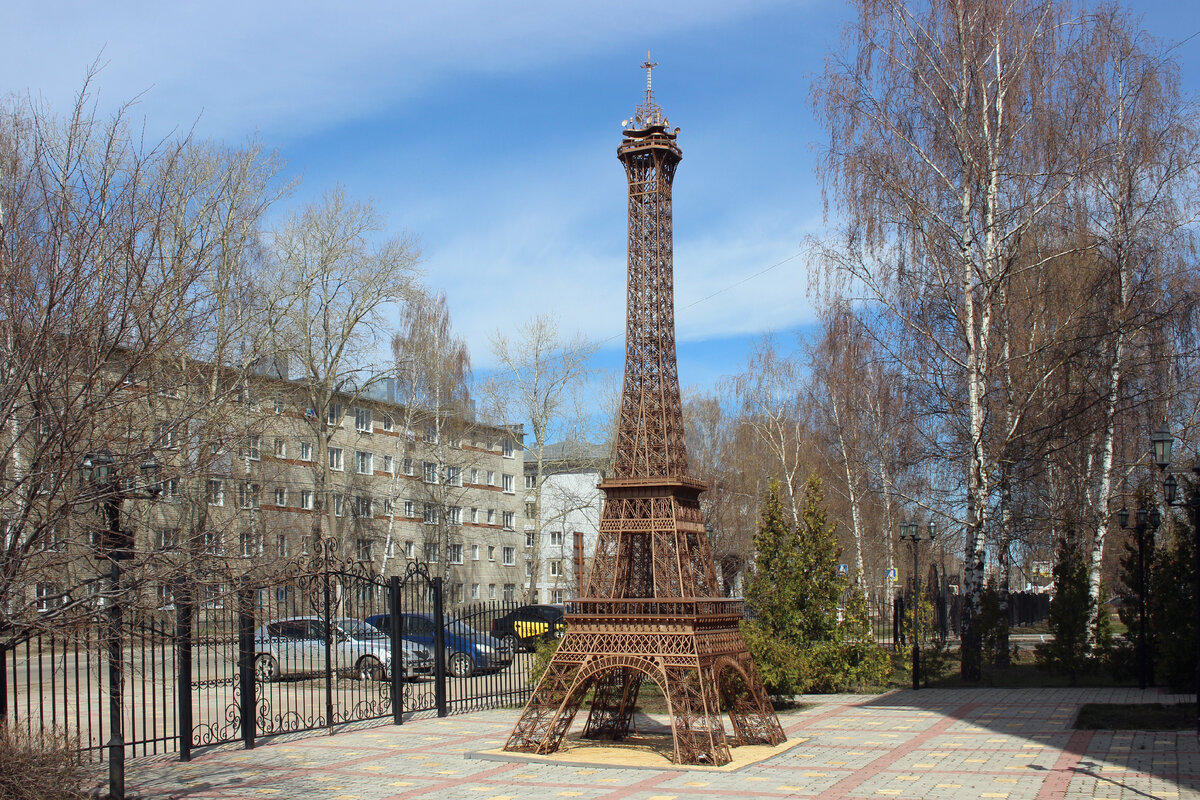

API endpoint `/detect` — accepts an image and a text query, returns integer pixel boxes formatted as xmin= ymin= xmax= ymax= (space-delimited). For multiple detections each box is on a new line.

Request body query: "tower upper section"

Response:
xmin=611 ymin=58 xmax=690 ymax=481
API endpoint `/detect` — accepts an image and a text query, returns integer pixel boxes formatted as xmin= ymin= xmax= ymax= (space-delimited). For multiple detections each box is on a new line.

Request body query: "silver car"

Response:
xmin=253 ymin=616 xmax=432 ymax=682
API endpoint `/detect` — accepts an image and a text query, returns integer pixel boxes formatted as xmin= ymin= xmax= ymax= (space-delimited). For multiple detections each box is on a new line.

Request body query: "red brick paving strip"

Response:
xmin=815 ymin=702 xmax=981 ymax=798
xmin=1033 ymin=729 xmax=1092 ymax=800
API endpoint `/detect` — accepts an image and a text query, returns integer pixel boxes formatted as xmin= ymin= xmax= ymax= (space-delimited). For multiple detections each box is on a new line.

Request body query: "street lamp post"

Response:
xmin=1149 ymin=425 xmax=1200 ymax=734
xmin=1118 ymin=503 xmax=1160 ymax=690
xmin=81 ymin=451 xmax=161 ymax=800
xmin=899 ymin=520 xmax=937 ymax=690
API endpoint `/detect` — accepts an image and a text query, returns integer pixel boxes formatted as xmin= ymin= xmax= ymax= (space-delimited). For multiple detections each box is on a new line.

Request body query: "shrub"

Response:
xmin=528 ymin=636 xmax=561 ymax=687
xmin=0 ymin=725 xmax=89 ymax=800
xmin=743 ymin=477 xmax=890 ymax=696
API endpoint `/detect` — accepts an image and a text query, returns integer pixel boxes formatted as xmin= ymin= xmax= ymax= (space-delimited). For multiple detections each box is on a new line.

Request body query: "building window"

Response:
xmin=448 ymin=543 xmax=463 ymax=564
xmin=427 ymin=543 xmax=440 ymax=562
xmin=357 ymin=537 xmax=373 ymax=561
xmin=471 ymin=544 xmax=480 ymax=561
xmin=552 ymin=589 xmax=565 ymax=604
xmin=470 ymin=468 xmax=479 ymax=484
xmin=383 ymin=455 xmax=394 ymax=473
xmin=488 ymin=545 xmax=495 ymax=561
xmin=503 ymin=584 xmax=515 ymax=602
xmin=524 ymin=502 xmax=537 ymax=520
xmin=327 ymin=403 xmax=343 ymax=426
xmin=273 ymin=398 xmax=285 ymax=414
xmin=525 ymin=561 xmax=533 ymax=577
xmin=525 ymin=531 xmax=535 ymax=548
xmin=277 ymin=533 xmax=290 ymax=557
xmin=332 ymin=495 xmax=345 ymax=517
xmin=274 ymin=438 xmax=287 ymax=458
xmin=502 ymin=512 xmax=515 ymax=531
xmin=550 ymin=560 xmax=563 ymax=577
xmin=471 ymin=583 xmax=480 ymax=600
xmin=355 ymin=495 xmax=372 ymax=518
xmin=239 ymin=436 xmax=261 ymax=461
xmin=502 ymin=474 xmax=515 ymax=494
xmin=329 ymin=447 xmax=344 ymax=471
xmin=237 ymin=482 xmax=260 ymax=509
xmin=446 ymin=466 xmax=461 ymax=486
xmin=156 ymin=421 xmax=176 ymax=450
xmin=423 ymin=425 xmax=436 ymax=443
xmin=382 ymin=414 xmax=394 ymax=432
xmin=403 ymin=457 xmax=415 ymax=476
xmin=405 ymin=540 xmax=415 ymax=559
xmin=275 ymin=487 xmax=288 ymax=507
xmin=502 ymin=439 xmax=514 ymax=458
xmin=155 ymin=528 xmax=179 ymax=551
xmin=423 ymin=461 xmax=439 ymax=483
xmin=404 ymin=500 xmax=416 ymax=517
xmin=159 ymin=477 xmax=180 ymax=501
xmin=300 ymin=490 xmax=314 ymax=510
xmin=423 ymin=503 xmax=438 ymax=524
xmin=550 ymin=530 xmax=564 ymax=547
xmin=203 ymin=530 xmax=221 ymax=555
xmin=354 ymin=407 xmax=372 ymax=433
xmin=447 ymin=506 xmax=461 ymax=526
xmin=382 ymin=498 xmax=392 ymax=514
xmin=206 ymin=479 xmax=225 ymax=506
xmin=488 ymin=584 xmax=497 ymax=599
xmin=35 ymin=583 xmax=61 ymax=613
xmin=487 ymin=470 xmax=495 ymax=486
xmin=525 ymin=474 xmax=537 ymax=489
xmin=487 ymin=509 xmax=496 ymax=525
xmin=470 ymin=507 xmax=480 ymax=524
xmin=156 ymin=585 xmax=175 ymax=609
xmin=502 ymin=546 xmax=515 ymax=566
xmin=240 ymin=530 xmax=262 ymax=557
xmin=300 ymin=441 xmax=313 ymax=461
xmin=355 ymin=450 xmax=373 ymax=474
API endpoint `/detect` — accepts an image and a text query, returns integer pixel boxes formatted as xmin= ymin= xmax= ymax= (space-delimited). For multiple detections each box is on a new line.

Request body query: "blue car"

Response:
xmin=366 ymin=612 xmax=513 ymax=678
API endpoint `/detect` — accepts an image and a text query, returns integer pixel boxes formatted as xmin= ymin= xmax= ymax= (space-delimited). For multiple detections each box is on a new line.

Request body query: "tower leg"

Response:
xmin=663 ymin=665 xmax=731 ymax=765
xmin=504 ymin=659 xmax=589 ymax=755
xmin=583 ymin=667 xmax=643 ymax=740
xmin=718 ymin=656 xmax=786 ymax=747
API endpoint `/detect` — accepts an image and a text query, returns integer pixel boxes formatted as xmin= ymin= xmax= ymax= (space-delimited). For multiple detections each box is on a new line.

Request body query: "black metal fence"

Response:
xmin=2 ymin=556 xmax=536 ymax=771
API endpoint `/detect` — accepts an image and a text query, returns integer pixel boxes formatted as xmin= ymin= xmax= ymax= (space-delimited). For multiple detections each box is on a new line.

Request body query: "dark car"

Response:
xmin=490 ymin=604 xmax=565 ymax=652
xmin=366 ymin=612 xmax=512 ymax=678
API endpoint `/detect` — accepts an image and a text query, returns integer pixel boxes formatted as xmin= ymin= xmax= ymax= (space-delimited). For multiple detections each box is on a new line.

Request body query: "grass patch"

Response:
xmin=887 ymin=645 xmax=1134 ymax=689
xmin=1075 ymin=703 xmax=1195 ymax=731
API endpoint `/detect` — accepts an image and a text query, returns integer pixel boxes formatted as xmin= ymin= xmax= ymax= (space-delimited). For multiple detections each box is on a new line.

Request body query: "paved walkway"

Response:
xmin=114 ymin=687 xmax=1199 ymax=799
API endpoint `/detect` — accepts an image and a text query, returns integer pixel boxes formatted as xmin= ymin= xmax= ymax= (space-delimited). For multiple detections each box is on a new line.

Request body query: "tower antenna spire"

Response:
xmin=635 ymin=52 xmax=665 ymax=128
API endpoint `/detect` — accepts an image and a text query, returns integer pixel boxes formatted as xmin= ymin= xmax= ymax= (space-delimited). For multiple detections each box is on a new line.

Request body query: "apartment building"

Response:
xmin=521 ymin=441 xmax=609 ymax=604
xmin=15 ymin=362 xmax=528 ymax=617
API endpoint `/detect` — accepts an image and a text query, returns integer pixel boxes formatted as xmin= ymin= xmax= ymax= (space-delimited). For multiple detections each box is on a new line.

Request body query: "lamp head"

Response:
xmin=1165 ymin=473 xmax=1179 ymax=506
xmin=1151 ymin=425 xmax=1174 ymax=471
xmin=1148 ymin=506 xmax=1162 ymax=529
xmin=927 ymin=520 xmax=937 ymax=541
xmin=1117 ymin=506 xmax=1129 ymax=529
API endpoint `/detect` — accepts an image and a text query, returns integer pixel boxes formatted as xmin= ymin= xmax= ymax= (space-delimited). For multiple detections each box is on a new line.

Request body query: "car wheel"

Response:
xmin=501 ymin=633 xmax=519 ymax=653
xmin=448 ymin=651 xmax=475 ymax=678
xmin=254 ymin=653 xmax=279 ymax=683
xmin=356 ymin=655 xmax=385 ymax=681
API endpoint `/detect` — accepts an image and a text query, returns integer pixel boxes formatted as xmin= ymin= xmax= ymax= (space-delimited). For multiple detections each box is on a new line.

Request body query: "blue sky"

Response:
xmin=5 ymin=1 xmax=1199 ymax=399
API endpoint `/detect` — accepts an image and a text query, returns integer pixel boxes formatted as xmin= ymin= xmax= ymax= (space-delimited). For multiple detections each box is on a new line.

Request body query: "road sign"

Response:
xmin=837 ymin=563 xmax=848 ymax=575
xmin=885 ymin=568 xmax=897 ymax=581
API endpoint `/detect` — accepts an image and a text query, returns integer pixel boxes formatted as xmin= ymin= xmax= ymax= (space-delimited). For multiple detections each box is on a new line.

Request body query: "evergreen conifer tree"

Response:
xmin=1035 ymin=534 xmax=1095 ymax=685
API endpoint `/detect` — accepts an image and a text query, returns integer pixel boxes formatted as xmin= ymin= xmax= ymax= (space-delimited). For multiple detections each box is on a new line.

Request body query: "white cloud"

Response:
xmin=3 ymin=1 xmax=795 ymax=141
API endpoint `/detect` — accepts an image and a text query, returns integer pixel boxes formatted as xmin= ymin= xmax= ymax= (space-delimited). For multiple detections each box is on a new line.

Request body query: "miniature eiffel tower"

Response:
xmin=503 ymin=59 xmax=785 ymax=767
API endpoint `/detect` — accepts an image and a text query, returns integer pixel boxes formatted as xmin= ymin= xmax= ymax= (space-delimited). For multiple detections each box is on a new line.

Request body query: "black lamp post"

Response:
xmin=82 ymin=450 xmax=161 ymax=800
xmin=1148 ymin=425 xmax=1200 ymax=735
xmin=899 ymin=519 xmax=937 ymax=690
xmin=1118 ymin=502 xmax=1159 ymax=690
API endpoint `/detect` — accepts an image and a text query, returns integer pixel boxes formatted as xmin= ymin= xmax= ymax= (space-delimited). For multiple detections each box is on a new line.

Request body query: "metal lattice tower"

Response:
xmin=503 ymin=59 xmax=785 ymax=766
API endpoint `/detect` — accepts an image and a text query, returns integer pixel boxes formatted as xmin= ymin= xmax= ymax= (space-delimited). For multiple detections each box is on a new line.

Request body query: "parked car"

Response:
xmin=366 ymin=612 xmax=513 ymax=678
xmin=252 ymin=616 xmax=432 ymax=682
xmin=490 ymin=604 xmax=565 ymax=652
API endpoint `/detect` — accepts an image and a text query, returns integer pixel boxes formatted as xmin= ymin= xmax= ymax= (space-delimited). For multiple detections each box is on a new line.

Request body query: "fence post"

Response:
xmin=432 ymin=577 xmax=447 ymax=718
xmin=323 ymin=568 xmax=334 ymax=733
xmin=389 ymin=576 xmax=404 ymax=726
xmin=176 ymin=581 xmax=193 ymax=762
xmin=237 ymin=585 xmax=256 ymax=750
xmin=0 ymin=641 xmax=6 ymax=726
